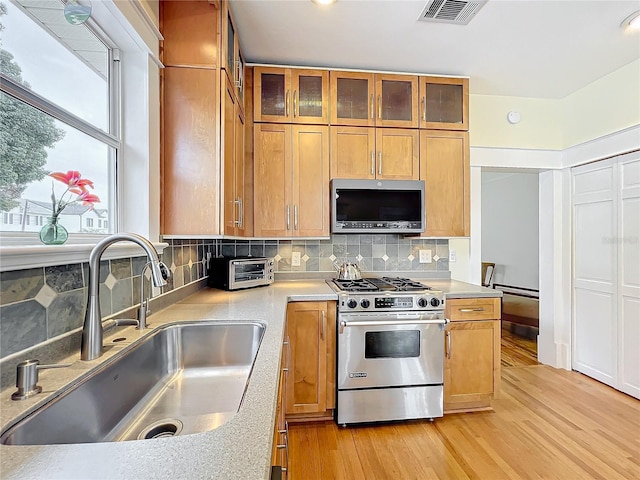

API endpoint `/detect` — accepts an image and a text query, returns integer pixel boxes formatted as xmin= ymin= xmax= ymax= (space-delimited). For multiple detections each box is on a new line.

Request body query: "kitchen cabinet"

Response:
xmin=222 ymin=72 xmax=250 ymax=236
xmin=330 ymin=126 xmax=419 ymax=180
xmin=329 ymin=71 xmax=418 ymax=128
xmin=221 ymin=1 xmax=245 ymax=110
xmin=271 ymin=331 xmax=289 ymax=479
xmin=162 ymin=66 xmax=220 ymax=235
xmin=254 ymin=67 xmax=329 ymax=124
xmin=420 ymin=130 xmax=469 ymax=237
xmin=161 ymin=0 xmax=219 ymax=68
xmin=254 ymin=124 xmax=330 ymax=237
xmin=419 ymin=76 xmax=469 ymax=131
xmin=444 ymin=297 xmax=501 ymax=413
xmin=285 ymin=301 xmax=336 ymax=420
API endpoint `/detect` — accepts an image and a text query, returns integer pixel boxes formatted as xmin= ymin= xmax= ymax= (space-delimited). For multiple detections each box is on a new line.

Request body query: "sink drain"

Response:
xmin=137 ymin=419 xmax=183 ymax=440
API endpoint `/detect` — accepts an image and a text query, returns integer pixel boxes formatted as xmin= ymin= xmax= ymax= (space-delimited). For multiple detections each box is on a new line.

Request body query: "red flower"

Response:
xmin=50 ymin=171 xmax=94 ymax=190
xmin=77 ymin=191 xmax=101 ymax=207
xmin=48 ymin=170 xmax=100 ymax=217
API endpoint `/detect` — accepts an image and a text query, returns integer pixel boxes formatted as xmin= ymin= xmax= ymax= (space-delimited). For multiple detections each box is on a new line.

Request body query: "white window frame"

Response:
xmin=0 ymin=0 xmax=167 ymax=271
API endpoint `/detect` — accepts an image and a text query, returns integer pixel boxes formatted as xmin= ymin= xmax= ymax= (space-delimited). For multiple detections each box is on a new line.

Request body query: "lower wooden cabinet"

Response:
xmin=285 ymin=301 xmax=336 ymax=421
xmin=444 ymin=297 xmax=501 ymax=413
xmin=271 ymin=333 xmax=289 ymax=479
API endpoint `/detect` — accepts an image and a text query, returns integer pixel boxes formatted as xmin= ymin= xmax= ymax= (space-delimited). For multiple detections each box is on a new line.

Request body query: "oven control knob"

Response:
xmin=430 ymin=297 xmax=441 ymax=307
xmin=347 ymin=299 xmax=358 ymax=309
xmin=417 ymin=297 xmax=428 ymax=308
xmin=360 ymin=299 xmax=371 ymax=309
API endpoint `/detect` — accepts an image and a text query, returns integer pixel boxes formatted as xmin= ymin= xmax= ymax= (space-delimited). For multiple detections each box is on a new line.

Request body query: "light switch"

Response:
xmin=292 ymin=251 xmax=301 ymax=267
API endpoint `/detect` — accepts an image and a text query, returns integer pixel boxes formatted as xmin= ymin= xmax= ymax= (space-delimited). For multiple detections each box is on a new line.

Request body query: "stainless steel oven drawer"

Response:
xmin=337 ymin=385 xmax=443 ymax=425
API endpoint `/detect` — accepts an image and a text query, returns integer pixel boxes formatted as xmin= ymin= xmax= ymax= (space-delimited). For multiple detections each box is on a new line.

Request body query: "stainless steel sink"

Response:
xmin=1 ymin=321 xmax=265 ymax=445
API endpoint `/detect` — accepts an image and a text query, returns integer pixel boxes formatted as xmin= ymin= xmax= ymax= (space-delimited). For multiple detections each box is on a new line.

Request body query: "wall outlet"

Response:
xmin=449 ymin=249 xmax=457 ymax=262
xmin=291 ymin=251 xmax=301 ymax=267
xmin=419 ymin=249 xmax=432 ymax=264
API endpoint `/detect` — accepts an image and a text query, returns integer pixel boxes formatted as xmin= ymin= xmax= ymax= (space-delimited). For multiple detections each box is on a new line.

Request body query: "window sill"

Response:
xmin=0 ymin=235 xmax=168 ymax=272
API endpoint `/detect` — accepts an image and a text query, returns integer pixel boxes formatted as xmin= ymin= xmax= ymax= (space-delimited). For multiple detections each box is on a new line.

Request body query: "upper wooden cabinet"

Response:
xmin=254 ymin=124 xmax=330 ymax=237
xmin=162 ymin=67 xmax=220 ymax=235
xmin=419 ymin=77 xmax=469 ymax=130
xmin=330 ymin=126 xmax=418 ymax=180
xmin=329 ymin=71 xmax=419 ymax=128
xmin=222 ymin=72 xmax=250 ymax=236
xmin=221 ymin=2 xmax=245 ymax=109
xmin=254 ymin=67 xmax=329 ymax=124
xmin=161 ymin=0 xmax=219 ymax=67
xmin=420 ymin=130 xmax=469 ymax=237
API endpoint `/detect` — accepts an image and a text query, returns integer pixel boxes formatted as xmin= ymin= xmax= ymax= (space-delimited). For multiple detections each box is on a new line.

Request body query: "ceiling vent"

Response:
xmin=418 ymin=0 xmax=488 ymax=25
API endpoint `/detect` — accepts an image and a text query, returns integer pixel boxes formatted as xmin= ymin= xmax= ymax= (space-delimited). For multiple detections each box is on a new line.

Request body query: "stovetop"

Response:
xmin=331 ymin=276 xmax=432 ymax=293
xmin=329 ymin=277 xmax=445 ymax=312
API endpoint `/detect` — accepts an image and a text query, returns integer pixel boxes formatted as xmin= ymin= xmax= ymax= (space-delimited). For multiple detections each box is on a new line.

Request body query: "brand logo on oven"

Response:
xmin=349 ymin=372 xmax=368 ymax=378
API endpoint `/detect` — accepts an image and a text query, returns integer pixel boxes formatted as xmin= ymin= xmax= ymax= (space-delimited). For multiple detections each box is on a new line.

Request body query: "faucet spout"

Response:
xmin=81 ymin=233 xmax=169 ymax=361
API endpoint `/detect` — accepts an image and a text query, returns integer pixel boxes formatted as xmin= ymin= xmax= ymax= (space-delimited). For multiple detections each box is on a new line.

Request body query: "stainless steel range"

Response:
xmin=328 ymin=277 xmax=448 ymax=426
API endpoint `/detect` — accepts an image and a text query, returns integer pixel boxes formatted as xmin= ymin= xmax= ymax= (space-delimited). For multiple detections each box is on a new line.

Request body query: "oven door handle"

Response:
xmin=339 ymin=318 xmax=449 ymax=334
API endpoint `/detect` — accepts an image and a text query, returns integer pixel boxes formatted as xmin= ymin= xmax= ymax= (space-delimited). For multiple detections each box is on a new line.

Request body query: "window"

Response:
xmin=0 ymin=0 xmax=119 ymax=237
xmin=86 ymin=218 xmax=94 ymax=228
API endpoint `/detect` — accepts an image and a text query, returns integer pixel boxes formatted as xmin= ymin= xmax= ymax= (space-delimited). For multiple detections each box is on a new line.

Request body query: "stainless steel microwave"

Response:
xmin=331 ymin=179 xmax=425 ymax=234
xmin=208 ymin=256 xmax=274 ymax=291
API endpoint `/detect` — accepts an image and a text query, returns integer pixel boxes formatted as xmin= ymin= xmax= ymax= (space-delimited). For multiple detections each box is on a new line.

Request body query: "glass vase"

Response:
xmin=39 ymin=216 xmax=68 ymax=245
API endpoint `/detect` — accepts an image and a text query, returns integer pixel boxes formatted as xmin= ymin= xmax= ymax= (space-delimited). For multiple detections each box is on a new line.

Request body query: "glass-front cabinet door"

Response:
xmin=419 ymin=77 xmax=469 ymax=130
xmin=254 ymin=67 xmax=290 ymax=123
xmin=375 ymin=74 xmax=418 ymax=128
xmin=254 ymin=67 xmax=328 ymax=124
xmin=291 ymin=69 xmax=329 ymax=124
xmin=330 ymin=71 xmax=375 ymax=127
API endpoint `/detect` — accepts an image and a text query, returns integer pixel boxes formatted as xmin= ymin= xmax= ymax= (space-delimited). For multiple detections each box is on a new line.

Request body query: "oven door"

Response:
xmin=337 ymin=311 xmax=446 ymax=390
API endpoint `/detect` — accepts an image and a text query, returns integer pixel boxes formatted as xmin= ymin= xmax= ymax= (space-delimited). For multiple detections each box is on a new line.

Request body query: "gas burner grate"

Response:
xmin=331 ymin=278 xmax=378 ymax=292
xmin=379 ymin=277 xmax=431 ymax=291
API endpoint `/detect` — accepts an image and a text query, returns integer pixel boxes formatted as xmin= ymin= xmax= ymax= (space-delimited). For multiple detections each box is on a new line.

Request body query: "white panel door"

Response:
xmin=572 ymin=159 xmax=617 ymax=386
xmin=618 ymin=157 xmax=640 ymax=399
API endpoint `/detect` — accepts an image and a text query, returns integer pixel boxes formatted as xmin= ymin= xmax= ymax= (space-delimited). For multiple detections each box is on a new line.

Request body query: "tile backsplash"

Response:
xmin=0 ymin=239 xmax=215 ymax=359
xmin=221 ymin=235 xmax=449 ymax=274
xmin=0 ymin=234 xmax=447 ymax=360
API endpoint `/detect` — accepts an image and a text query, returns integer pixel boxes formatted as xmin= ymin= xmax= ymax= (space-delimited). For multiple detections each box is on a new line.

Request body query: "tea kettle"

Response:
xmin=333 ymin=257 xmax=362 ymax=280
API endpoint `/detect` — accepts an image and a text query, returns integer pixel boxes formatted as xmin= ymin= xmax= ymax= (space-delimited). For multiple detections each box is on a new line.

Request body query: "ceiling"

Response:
xmin=230 ymin=0 xmax=640 ymax=99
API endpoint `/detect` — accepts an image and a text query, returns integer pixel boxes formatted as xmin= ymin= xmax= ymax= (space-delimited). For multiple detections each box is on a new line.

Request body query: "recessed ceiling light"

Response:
xmin=621 ymin=10 xmax=640 ymax=31
xmin=311 ymin=0 xmax=337 ymax=5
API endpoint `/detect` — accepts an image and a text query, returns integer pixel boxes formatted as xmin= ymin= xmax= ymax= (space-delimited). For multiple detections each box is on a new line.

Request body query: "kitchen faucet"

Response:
xmin=81 ymin=233 xmax=170 ymax=361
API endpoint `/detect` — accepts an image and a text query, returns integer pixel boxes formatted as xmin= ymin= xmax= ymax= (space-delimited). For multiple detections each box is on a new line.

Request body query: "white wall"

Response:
xmin=481 ymin=171 xmax=539 ymax=289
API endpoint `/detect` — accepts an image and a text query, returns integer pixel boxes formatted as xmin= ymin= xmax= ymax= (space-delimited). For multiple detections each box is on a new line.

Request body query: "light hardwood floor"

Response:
xmin=288 ymin=365 xmax=640 ymax=479
xmin=501 ymin=328 xmax=539 ymax=368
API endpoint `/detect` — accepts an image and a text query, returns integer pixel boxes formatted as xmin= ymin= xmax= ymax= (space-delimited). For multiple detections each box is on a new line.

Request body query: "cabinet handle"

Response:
xmin=422 ymin=96 xmax=426 ymax=122
xmin=235 ymin=60 xmax=242 ymax=88
xmin=459 ymin=308 xmax=485 ymax=313
xmin=285 ymin=90 xmax=290 ymax=117
xmin=286 ymin=205 xmax=291 ymax=230
xmin=370 ymin=151 xmax=375 ymax=176
xmin=370 ymin=94 xmax=374 ymax=119
xmin=321 ymin=310 xmax=326 ymax=340
xmin=378 ymin=151 xmax=382 ymax=175
xmin=293 ymin=205 xmax=298 ymax=230
xmin=234 ymin=197 xmax=243 ymax=227
xmin=293 ymin=90 xmax=298 ymax=117
xmin=377 ymin=94 xmax=382 ymax=119
xmin=285 ymin=336 xmax=291 ymax=371
xmin=446 ymin=331 xmax=451 ymax=359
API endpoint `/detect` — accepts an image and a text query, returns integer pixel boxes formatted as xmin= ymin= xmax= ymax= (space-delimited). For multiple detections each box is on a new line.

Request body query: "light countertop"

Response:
xmin=0 ymin=278 xmax=499 ymax=479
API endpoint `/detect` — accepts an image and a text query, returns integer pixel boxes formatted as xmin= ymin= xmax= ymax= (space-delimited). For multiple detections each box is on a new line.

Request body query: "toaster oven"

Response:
xmin=207 ymin=256 xmax=274 ymax=291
